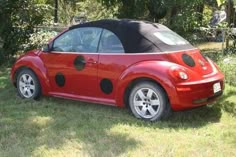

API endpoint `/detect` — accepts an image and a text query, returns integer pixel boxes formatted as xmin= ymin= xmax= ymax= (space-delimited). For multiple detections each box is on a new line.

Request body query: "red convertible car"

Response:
xmin=11 ymin=19 xmax=224 ymax=121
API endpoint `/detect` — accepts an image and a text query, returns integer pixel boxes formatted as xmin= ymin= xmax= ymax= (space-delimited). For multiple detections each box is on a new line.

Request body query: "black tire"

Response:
xmin=129 ymin=81 xmax=171 ymax=121
xmin=16 ymin=69 xmax=41 ymax=100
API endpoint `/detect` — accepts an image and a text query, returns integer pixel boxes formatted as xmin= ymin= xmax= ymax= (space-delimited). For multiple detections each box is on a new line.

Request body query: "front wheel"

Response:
xmin=16 ymin=69 xmax=41 ymax=99
xmin=129 ymin=81 xmax=170 ymax=121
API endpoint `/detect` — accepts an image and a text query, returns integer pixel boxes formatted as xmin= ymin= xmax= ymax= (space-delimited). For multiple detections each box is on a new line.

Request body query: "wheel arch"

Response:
xmin=13 ymin=66 xmax=31 ymax=87
xmin=115 ymin=61 xmax=178 ymax=108
xmin=12 ymin=56 xmax=50 ymax=95
xmin=123 ymin=77 xmax=170 ymax=109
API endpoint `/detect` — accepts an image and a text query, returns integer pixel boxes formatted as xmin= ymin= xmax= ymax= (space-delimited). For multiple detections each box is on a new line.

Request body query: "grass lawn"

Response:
xmin=0 ymin=65 xmax=236 ymax=157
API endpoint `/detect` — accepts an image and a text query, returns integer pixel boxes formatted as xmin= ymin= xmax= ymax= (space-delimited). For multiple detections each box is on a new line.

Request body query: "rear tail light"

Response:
xmin=170 ymin=67 xmax=189 ymax=80
xmin=179 ymin=71 xmax=188 ymax=80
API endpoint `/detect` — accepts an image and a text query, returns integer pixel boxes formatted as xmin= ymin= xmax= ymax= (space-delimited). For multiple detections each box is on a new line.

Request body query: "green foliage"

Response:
xmin=55 ymin=0 xmax=118 ymax=25
xmin=99 ymin=0 xmax=168 ymax=20
xmin=77 ymin=0 xmax=118 ymax=21
xmin=204 ymin=52 xmax=236 ymax=86
xmin=23 ymin=30 xmax=57 ymax=51
xmin=202 ymin=5 xmax=213 ymax=26
xmin=218 ymin=55 xmax=236 ymax=86
xmin=216 ymin=0 xmax=226 ymax=6
xmin=0 ymin=0 xmax=235 ymax=65
xmin=57 ymin=0 xmax=77 ymax=25
xmin=170 ymin=11 xmax=202 ymax=33
xmin=165 ymin=0 xmax=204 ymax=32
xmin=0 ymin=0 xmax=52 ymax=64
xmin=98 ymin=0 xmax=217 ymax=28
xmin=147 ymin=0 xmax=167 ymax=22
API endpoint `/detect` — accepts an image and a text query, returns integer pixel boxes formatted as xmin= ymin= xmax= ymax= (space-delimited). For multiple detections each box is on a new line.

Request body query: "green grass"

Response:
xmin=0 ymin=65 xmax=236 ymax=157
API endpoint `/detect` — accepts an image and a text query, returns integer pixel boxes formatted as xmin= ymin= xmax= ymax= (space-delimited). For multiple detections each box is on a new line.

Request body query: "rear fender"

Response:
xmin=115 ymin=61 xmax=179 ymax=107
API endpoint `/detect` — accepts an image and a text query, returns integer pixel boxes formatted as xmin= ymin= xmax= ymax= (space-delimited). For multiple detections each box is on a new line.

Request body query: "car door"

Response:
xmin=97 ymin=29 xmax=126 ymax=101
xmin=40 ymin=27 xmax=102 ymax=97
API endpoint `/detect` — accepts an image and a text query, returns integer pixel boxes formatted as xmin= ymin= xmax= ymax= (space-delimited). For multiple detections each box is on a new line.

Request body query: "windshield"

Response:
xmin=153 ymin=31 xmax=189 ymax=46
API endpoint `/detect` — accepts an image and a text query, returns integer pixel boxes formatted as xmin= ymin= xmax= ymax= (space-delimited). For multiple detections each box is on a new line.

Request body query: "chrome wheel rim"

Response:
xmin=133 ymin=88 xmax=161 ymax=119
xmin=19 ymin=74 xmax=35 ymax=98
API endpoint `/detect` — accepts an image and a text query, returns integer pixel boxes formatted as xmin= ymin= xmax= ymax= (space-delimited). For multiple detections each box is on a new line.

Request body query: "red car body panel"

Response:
xmin=11 ymin=48 xmax=224 ymax=111
xmin=39 ymin=52 xmax=99 ymax=97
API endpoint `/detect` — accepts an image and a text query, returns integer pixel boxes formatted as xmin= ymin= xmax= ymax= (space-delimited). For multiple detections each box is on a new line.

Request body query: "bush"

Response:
xmin=217 ymin=55 xmax=236 ymax=86
xmin=0 ymin=0 xmax=52 ymax=65
xmin=22 ymin=30 xmax=57 ymax=51
xmin=204 ymin=52 xmax=236 ymax=86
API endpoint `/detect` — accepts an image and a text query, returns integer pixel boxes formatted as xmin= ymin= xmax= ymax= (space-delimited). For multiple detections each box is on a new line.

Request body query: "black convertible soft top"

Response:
xmin=69 ymin=19 xmax=194 ymax=53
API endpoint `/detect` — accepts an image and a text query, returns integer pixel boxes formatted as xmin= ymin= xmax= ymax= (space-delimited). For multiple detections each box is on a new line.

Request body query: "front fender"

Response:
xmin=115 ymin=61 xmax=179 ymax=107
xmin=11 ymin=54 xmax=50 ymax=95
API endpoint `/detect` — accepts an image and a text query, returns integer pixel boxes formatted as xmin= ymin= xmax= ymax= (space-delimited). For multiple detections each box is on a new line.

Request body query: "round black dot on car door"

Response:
xmin=182 ymin=54 xmax=195 ymax=67
xmin=55 ymin=73 xmax=65 ymax=87
xmin=74 ymin=55 xmax=86 ymax=71
xmin=100 ymin=79 xmax=113 ymax=94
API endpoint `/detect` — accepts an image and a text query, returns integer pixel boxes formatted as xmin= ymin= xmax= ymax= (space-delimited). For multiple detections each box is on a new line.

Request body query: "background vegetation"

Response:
xmin=0 ymin=0 xmax=236 ymax=64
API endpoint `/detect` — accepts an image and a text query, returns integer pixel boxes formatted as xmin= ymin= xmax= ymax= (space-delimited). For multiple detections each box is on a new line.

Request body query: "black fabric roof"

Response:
xmin=69 ymin=19 xmax=194 ymax=53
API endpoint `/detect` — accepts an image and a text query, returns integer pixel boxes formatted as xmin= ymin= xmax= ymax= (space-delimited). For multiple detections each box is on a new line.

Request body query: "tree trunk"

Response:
xmin=226 ymin=0 xmax=234 ymax=48
xmin=196 ymin=4 xmax=204 ymax=25
xmin=54 ymin=0 xmax=58 ymax=23
xmin=169 ymin=6 xmax=178 ymax=26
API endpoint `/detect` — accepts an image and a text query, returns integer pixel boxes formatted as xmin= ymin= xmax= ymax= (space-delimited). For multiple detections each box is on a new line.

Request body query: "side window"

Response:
xmin=52 ymin=27 xmax=102 ymax=52
xmin=52 ymin=30 xmax=75 ymax=52
xmin=98 ymin=29 xmax=124 ymax=53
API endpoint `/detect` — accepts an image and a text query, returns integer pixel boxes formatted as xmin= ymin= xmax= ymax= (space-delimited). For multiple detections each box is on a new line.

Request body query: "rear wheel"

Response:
xmin=129 ymin=81 xmax=170 ymax=121
xmin=16 ymin=69 xmax=41 ymax=99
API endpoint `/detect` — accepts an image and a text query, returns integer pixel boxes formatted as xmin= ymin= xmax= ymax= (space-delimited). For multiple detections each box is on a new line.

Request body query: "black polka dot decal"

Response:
xmin=55 ymin=73 xmax=65 ymax=87
xmin=182 ymin=54 xmax=195 ymax=67
xmin=74 ymin=55 xmax=86 ymax=71
xmin=100 ymin=79 xmax=113 ymax=94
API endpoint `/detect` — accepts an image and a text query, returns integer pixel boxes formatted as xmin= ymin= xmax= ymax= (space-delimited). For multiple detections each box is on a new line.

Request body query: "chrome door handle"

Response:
xmin=87 ymin=59 xmax=97 ymax=64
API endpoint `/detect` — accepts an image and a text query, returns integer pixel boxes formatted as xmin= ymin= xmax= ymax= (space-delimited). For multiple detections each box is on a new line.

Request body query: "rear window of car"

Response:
xmin=153 ymin=31 xmax=189 ymax=46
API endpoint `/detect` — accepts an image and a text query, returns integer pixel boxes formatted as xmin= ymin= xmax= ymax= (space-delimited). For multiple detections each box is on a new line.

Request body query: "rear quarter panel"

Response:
xmin=98 ymin=53 xmax=180 ymax=107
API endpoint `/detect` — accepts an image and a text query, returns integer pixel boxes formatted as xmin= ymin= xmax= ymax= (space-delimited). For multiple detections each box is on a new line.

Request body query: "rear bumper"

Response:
xmin=170 ymin=75 xmax=224 ymax=111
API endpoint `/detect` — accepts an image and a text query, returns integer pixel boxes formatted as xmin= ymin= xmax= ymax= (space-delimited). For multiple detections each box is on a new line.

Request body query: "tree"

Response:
xmin=0 ymin=0 xmax=51 ymax=63
xmin=147 ymin=0 xmax=167 ymax=22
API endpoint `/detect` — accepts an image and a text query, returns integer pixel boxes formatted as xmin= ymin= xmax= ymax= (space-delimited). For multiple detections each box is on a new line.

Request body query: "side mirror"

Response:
xmin=42 ymin=44 xmax=51 ymax=52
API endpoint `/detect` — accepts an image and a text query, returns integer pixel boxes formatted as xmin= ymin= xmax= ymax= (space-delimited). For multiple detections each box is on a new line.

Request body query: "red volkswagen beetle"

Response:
xmin=11 ymin=19 xmax=224 ymax=121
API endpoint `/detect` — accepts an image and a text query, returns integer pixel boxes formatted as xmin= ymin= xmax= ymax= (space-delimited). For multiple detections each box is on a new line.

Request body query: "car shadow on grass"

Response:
xmin=214 ymin=90 xmax=236 ymax=117
xmin=150 ymin=88 xmax=235 ymax=129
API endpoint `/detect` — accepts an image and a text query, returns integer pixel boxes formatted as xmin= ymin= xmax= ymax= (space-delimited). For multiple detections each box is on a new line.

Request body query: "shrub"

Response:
xmin=22 ymin=30 xmax=57 ymax=51
xmin=205 ymin=52 xmax=236 ymax=86
xmin=217 ymin=55 xmax=236 ymax=86
xmin=0 ymin=0 xmax=52 ymax=65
